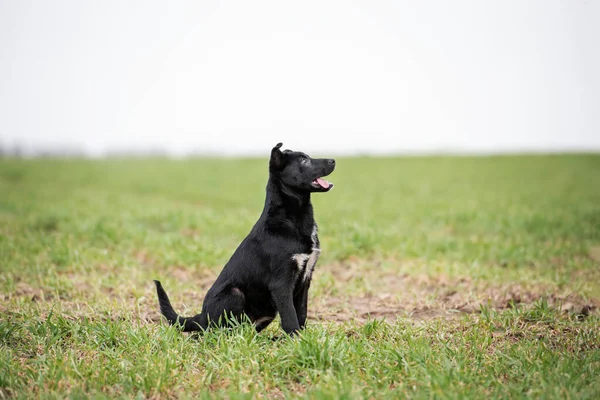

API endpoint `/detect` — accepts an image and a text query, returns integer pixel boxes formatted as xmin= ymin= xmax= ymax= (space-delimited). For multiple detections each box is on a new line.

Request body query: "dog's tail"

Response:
xmin=153 ymin=280 xmax=208 ymax=332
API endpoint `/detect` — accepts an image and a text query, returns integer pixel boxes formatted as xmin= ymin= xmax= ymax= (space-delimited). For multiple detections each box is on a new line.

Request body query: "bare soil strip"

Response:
xmin=311 ymin=260 xmax=598 ymax=322
xmin=4 ymin=259 xmax=598 ymax=324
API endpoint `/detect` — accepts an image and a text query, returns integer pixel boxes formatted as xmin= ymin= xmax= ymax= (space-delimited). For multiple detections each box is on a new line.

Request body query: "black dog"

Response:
xmin=154 ymin=143 xmax=335 ymax=335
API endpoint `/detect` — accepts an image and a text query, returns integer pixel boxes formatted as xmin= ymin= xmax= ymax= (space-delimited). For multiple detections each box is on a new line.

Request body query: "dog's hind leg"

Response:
xmin=203 ymin=286 xmax=248 ymax=329
xmin=254 ymin=316 xmax=275 ymax=333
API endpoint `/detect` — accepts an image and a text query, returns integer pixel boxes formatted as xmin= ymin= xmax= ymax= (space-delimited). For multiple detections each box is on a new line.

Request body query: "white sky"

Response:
xmin=1 ymin=0 xmax=599 ymax=155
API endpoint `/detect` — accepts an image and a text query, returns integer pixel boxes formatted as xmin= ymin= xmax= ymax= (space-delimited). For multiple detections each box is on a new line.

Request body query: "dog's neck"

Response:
xmin=261 ymin=177 xmax=315 ymax=232
xmin=265 ymin=177 xmax=312 ymax=211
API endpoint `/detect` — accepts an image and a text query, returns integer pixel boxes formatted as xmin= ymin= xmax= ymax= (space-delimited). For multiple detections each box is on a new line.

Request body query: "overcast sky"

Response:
xmin=1 ymin=0 xmax=599 ymax=155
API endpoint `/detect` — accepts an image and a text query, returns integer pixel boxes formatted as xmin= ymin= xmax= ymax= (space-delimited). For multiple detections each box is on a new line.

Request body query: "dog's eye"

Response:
xmin=300 ymin=156 xmax=309 ymax=164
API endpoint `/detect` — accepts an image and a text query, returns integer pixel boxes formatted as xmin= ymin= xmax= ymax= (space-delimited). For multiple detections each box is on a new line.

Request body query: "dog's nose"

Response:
xmin=328 ymin=159 xmax=336 ymax=166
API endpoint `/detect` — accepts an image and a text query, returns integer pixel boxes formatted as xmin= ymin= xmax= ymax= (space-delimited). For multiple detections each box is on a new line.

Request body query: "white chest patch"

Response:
xmin=291 ymin=225 xmax=320 ymax=282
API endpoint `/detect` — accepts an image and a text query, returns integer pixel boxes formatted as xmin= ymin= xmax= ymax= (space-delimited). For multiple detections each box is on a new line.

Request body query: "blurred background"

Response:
xmin=1 ymin=0 xmax=599 ymax=157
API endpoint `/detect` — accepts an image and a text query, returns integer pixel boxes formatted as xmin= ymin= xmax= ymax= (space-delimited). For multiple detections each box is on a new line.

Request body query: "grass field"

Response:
xmin=1 ymin=154 xmax=599 ymax=399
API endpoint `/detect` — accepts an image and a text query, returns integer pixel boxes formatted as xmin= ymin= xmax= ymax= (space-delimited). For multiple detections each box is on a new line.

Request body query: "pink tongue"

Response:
xmin=316 ymin=178 xmax=328 ymax=188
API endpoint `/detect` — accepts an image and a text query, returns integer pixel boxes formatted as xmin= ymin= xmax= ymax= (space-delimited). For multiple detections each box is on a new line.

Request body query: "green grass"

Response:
xmin=1 ymin=154 xmax=599 ymax=399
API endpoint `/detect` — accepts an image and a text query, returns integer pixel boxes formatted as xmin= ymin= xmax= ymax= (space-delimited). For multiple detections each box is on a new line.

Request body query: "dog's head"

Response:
xmin=269 ymin=143 xmax=335 ymax=193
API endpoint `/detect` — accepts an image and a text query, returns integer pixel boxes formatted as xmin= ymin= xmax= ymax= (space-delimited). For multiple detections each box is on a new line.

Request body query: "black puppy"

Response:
xmin=154 ymin=143 xmax=335 ymax=335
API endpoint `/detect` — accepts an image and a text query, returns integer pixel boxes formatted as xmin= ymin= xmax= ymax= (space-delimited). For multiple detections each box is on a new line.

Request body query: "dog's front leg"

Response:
xmin=270 ymin=285 xmax=300 ymax=335
xmin=294 ymin=284 xmax=309 ymax=330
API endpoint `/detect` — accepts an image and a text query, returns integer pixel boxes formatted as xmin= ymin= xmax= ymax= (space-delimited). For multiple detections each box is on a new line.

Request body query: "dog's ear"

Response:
xmin=269 ymin=142 xmax=284 ymax=171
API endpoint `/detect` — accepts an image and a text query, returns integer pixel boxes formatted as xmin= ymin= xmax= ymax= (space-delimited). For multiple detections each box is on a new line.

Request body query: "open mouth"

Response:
xmin=311 ymin=177 xmax=333 ymax=190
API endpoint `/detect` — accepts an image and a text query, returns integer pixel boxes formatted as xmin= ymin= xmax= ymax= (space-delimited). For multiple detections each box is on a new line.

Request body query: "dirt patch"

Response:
xmin=309 ymin=281 xmax=597 ymax=323
xmin=4 ymin=259 xmax=598 ymax=325
xmin=589 ymin=245 xmax=600 ymax=263
xmin=308 ymin=260 xmax=599 ymax=322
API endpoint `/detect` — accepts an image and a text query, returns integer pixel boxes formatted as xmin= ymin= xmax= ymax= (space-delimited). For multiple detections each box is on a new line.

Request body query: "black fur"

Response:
xmin=154 ymin=143 xmax=335 ymax=335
